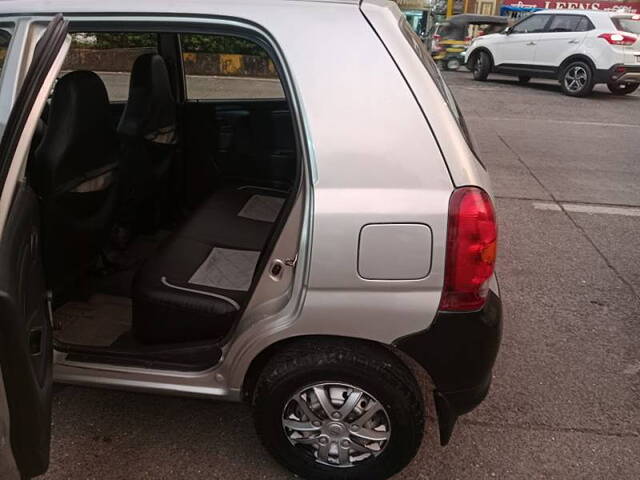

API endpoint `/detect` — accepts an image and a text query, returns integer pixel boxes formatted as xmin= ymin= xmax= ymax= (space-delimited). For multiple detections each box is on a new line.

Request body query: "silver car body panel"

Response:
xmin=362 ymin=0 xmax=493 ymax=193
xmin=0 ymin=1 xmax=491 ymax=400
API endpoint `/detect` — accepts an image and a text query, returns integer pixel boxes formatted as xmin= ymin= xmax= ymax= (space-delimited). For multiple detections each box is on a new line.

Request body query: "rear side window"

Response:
xmin=612 ymin=16 xmax=640 ymax=35
xmin=512 ymin=14 xmax=551 ymax=33
xmin=575 ymin=16 xmax=595 ymax=32
xmin=63 ymin=33 xmax=158 ymax=101
xmin=548 ymin=15 xmax=593 ymax=33
xmin=181 ymin=34 xmax=285 ymax=100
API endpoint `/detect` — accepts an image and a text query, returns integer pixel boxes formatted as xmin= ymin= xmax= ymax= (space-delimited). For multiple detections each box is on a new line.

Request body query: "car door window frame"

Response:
xmin=36 ymin=15 xmax=313 ymax=377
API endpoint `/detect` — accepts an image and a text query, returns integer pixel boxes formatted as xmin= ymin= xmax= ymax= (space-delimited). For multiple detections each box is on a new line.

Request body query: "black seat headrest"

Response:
xmin=117 ymin=53 xmax=176 ymax=138
xmin=33 ymin=70 xmax=119 ymax=197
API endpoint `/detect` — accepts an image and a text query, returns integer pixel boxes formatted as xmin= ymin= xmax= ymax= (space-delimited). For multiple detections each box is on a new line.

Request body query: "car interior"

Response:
xmin=26 ymin=30 xmax=299 ymax=370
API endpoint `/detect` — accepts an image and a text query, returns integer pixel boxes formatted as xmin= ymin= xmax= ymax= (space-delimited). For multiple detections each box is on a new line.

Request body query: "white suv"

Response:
xmin=466 ymin=10 xmax=640 ymax=96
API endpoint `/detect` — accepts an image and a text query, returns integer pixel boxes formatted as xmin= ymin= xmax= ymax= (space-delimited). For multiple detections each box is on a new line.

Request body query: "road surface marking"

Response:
xmin=468 ymin=116 xmax=640 ymax=129
xmin=534 ymin=202 xmax=640 ymax=217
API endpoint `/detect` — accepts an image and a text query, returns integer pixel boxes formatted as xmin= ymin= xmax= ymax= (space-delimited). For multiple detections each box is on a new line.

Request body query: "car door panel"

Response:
xmin=534 ymin=15 xmax=590 ymax=68
xmin=493 ymin=33 xmax=541 ymax=66
xmin=534 ymin=32 xmax=587 ymax=67
xmin=493 ymin=14 xmax=552 ymax=68
xmin=0 ymin=14 xmax=68 ymax=478
xmin=0 ymin=184 xmax=51 ymax=477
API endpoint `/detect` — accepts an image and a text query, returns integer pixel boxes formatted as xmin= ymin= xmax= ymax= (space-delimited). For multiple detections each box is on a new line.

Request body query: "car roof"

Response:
xmin=533 ymin=9 xmax=617 ymax=16
xmin=0 ymin=0 xmax=359 ymax=16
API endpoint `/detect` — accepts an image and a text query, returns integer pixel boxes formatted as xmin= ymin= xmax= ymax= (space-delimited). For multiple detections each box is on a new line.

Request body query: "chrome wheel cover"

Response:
xmin=282 ymin=382 xmax=391 ymax=468
xmin=565 ymin=65 xmax=588 ymax=92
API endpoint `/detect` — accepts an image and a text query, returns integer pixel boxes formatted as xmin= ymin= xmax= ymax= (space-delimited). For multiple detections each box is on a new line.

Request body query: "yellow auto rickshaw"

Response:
xmin=430 ymin=14 xmax=508 ymax=70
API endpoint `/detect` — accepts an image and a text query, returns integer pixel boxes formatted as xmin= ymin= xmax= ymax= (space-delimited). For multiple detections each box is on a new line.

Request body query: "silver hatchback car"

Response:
xmin=0 ymin=1 xmax=502 ymax=479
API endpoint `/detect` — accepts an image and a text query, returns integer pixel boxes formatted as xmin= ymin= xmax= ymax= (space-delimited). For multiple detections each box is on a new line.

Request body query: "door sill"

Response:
xmin=54 ymin=339 xmax=223 ymax=372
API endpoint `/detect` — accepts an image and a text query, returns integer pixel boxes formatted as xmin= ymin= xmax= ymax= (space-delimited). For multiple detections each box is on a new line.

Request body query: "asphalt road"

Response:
xmin=41 ymin=72 xmax=640 ymax=479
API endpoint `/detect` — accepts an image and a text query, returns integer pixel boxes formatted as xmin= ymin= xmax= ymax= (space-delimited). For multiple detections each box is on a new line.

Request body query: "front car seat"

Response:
xmin=32 ymin=70 xmax=120 ymax=295
xmin=116 ymin=53 xmax=178 ymax=238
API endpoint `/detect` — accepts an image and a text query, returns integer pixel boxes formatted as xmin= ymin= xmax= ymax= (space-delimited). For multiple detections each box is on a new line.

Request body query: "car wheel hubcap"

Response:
xmin=565 ymin=66 xmax=587 ymax=92
xmin=282 ymin=382 xmax=391 ymax=468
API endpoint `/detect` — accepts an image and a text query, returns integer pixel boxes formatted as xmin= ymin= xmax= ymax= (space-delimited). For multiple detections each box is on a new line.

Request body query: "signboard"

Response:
xmin=502 ymin=0 xmax=640 ymax=12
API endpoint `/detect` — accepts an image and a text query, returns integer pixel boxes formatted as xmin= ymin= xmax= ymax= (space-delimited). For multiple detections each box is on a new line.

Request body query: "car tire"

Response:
xmin=253 ymin=339 xmax=425 ymax=480
xmin=518 ymin=75 xmax=531 ymax=84
xmin=607 ymin=81 xmax=639 ymax=95
xmin=559 ymin=61 xmax=595 ymax=97
xmin=472 ymin=51 xmax=491 ymax=81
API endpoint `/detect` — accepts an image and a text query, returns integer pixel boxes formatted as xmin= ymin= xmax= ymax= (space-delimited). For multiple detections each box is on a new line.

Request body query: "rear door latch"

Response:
xmin=284 ymin=254 xmax=298 ymax=268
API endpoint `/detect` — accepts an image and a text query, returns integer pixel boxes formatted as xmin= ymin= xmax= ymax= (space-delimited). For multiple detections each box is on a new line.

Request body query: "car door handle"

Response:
xmin=526 ymin=42 xmax=536 ymax=46
xmin=568 ymin=39 xmax=580 ymax=44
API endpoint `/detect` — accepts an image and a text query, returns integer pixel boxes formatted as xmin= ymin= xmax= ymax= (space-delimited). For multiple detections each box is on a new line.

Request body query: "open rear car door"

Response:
xmin=0 ymin=14 xmax=68 ymax=478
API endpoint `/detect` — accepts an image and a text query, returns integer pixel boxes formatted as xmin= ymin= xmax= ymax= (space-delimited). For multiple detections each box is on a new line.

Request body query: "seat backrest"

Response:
xmin=33 ymin=70 xmax=119 ymax=197
xmin=115 ymin=54 xmax=178 ymax=234
xmin=118 ymin=53 xmax=176 ymax=141
xmin=32 ymin=70 xmax=120 ymax=294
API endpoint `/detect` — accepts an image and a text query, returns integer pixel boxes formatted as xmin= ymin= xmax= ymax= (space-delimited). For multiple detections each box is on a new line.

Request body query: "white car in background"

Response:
xmin=466 ymin=10 xmax=640 ymax=96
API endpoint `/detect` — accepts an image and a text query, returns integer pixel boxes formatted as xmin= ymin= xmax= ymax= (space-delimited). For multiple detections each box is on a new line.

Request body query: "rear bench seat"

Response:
xmin=132 ymin=186 xmax=287 ymax=344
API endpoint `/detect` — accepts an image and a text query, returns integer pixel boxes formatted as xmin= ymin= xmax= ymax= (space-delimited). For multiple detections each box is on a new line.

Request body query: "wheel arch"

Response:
xmin=559 ymin=54 xmax=596 ymax=75
xmin=241 ymin=334 xmax=423 ymax=403
xmin=467 ymin=47 xmax=494 ymax=69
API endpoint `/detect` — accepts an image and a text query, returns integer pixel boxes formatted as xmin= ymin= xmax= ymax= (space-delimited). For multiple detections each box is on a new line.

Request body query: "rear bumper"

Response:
xmin=595 ymin=64 xmax=640 ymax=84
xmin=394 ymin=290 xmax=502 ymax=445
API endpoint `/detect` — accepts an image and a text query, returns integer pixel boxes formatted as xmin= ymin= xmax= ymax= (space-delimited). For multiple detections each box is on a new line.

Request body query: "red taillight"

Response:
xmin=439 ymin=187 xmax=497 ymax=312
xmin=464 ymin=36 xmax=472 ymax=42
xmin=598 ymin=32 xmax=637 ymax=46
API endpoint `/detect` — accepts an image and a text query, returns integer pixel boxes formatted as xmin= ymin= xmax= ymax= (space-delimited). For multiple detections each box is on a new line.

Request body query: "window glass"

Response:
xmin=62 ymin=33 xmax=158 ymax=101
xmin=181 ymin=34 xmax=284 ymax=100
xmin=575 ymin=16 xmax=594 ymax=32
xmin=512 ymin=14 xmax=551 ymax=33
xmin=612 ymin=17 xmax=640 ymax=35
xmin=397 ymin=16 xmax=482 ymax=165
xmin=548 ymin=15 xmax=583 ymax=33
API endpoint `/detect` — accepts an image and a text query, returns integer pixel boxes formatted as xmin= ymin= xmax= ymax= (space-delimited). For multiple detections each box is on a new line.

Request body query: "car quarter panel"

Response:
xmin=362 ymin=0 xmax=493 ymax=193
xmin=261 ymin=1 xmax=453 ymax=342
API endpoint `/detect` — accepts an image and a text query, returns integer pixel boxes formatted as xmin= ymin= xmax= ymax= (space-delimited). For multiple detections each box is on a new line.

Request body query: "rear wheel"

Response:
xmin=253 ymin=340 xmax=425 ymax=480
xmin=560 ymin=61 xmax=594 ymax=97
xmin=472 ymin=51 xmax=491 ymax=81
xmin=518 ymin=75 xmax=531 ymax=84
xmin=607 ymin=81 xmax=639 ymax=95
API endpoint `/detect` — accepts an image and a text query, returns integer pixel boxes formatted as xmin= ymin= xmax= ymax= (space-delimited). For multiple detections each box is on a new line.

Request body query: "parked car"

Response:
xmin=0 ymin=1 xmax=501 ymax=479
xmin=466 ymin=10 xmax=640 ymax=96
